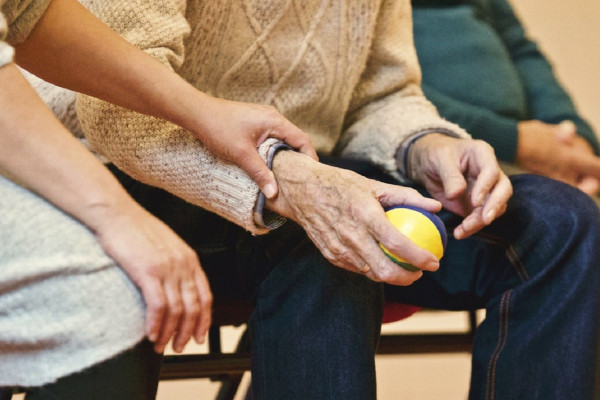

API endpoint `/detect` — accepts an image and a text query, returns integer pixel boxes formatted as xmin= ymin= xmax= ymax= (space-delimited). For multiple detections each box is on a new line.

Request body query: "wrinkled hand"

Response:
xmin=91 ymin=201 xmax=212 ymax=354
xmin=193 ymin=97 xmax=318 ymax=199
xmin=407 ymin=134 xmax=513 ymax=239
xmin=266 ymin=151 xmax=443 ymax=286
xmin=517 ymin=120 xmax=600 ymax=196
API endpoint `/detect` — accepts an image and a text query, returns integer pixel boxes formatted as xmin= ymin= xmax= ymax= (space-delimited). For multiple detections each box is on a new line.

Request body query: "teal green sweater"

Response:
xmin=411 ymin=0 xmax=599 ymax=162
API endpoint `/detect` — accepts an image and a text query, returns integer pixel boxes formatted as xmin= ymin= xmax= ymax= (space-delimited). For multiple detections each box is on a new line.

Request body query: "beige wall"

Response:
xmin=509 ymin=0 xmax=600 ymax=135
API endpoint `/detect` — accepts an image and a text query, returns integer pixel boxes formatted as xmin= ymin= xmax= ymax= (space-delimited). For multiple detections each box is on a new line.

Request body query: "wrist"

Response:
xmin=264 ymin=150 xmax=296 ymax=217
xmin=404 ymin=132 xmax=454 ymax=182
xmin=164 ymin=86 xmax=215 ymax=137
xmin=397 ymin=130 xmax=460 ymax=181
xmin=80 ymin=187 xmax=143 ymax=235
xmin=265 ymin=150 xmax=316 ymax=217
xmin=515 ymin=120 xmax=546 ymax=165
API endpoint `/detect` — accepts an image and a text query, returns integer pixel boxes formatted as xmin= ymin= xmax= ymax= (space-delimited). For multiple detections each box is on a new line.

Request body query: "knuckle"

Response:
xmin=145 ymin=290 xmax=165 ymax=308
xmin=187 ymin=301 xmax=201 ymax=316
xmin=383 ymin=232 xmax=404 ymax=251
xmin=170 ymin=303 xmax=183 ymax=317
xmin=348 ymin=202 xmax=370 ymax=220
xmin=336 ymin=225 xmax=357 ymax=244
xmin=145 ymin=259 xmax=165 ymax=276
xmin=263 ymin=105 xmax=280 ymax=117
xmin=186 ymin=249 xmax=201 ymax=267
xmin=374 ymin=267 xmax=394 ymax=282
xmin=169 ymin=252 xmax=186 ymax=267
xmin=328 ymin=241 xmax=346 ymax=257
xmin=148 ymin=300 xmax=167 ymax=316
xmin=202 ymin=292 xmax=214 ymax=309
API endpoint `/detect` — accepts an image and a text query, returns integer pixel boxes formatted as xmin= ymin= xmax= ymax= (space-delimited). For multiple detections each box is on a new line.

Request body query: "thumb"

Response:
xmin=238 ymin=151 xmax=279 ymax=199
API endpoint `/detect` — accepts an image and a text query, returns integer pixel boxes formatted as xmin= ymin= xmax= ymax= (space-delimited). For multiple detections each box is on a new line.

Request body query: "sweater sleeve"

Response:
xmin=75 ymin=0 xmax=279 ymax=234
xmin=336 ymin=0 xmax=469 ymax=183
xmin=490 ymin=0 xmax=599 ymax=154
xmin=0 ymin=10 xmax=13 ymax=68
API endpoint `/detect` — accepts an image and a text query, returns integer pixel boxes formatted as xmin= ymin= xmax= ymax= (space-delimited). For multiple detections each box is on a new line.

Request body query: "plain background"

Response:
xmin=511 ymin=0 xmax=599 ymax=135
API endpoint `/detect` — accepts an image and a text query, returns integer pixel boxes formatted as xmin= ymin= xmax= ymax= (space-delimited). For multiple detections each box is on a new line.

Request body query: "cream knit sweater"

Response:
xmin=64 ymin=0 xmax=468 ymax=235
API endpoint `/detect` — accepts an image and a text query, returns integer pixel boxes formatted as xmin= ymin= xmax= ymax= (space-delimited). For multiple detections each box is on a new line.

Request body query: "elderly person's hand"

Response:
xmin=407 ymin=134 xmax=513 ymax=239
xmin=266 ymin=151 xmax=443 ymax=286
xmin=517 ymin=120 xmax=600 ymax=196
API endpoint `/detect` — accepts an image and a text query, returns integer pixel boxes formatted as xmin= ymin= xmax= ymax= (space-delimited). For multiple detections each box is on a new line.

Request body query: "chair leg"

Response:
xmin=215 ymin=378 xmax=245 ymax=400
xmin=244 ymin=384 xmax=253 ymax=400
xmin=468 ymin=310 xmax=478 ymax=334
xmin=214 ymin=328 xmax=251 ymax=400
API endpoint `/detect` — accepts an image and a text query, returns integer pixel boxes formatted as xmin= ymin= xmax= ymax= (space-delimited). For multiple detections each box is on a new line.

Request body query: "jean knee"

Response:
xmin=508 ymin=175 xmax=600 ymax=279
xmin=510 ymin=174 xmax=600 ymax=230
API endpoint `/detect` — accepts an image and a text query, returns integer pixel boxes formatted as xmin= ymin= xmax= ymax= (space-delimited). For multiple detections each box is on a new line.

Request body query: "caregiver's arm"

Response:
xmin=13 ymin=0 xmax=316 ymax=199
xmin=0 ymin=63 xmax=212 ymax=354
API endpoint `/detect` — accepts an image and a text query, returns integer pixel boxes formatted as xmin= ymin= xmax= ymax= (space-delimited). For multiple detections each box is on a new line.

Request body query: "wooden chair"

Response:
xmin=159 ymin=301 xmax=478 ymax=400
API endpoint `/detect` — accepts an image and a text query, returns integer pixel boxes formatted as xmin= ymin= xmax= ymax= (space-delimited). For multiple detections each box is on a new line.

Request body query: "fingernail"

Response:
xmin=486 ymin=209 xmax=496 ymax=223
xmin=454 ymin=226 xmax=464 ymax=240
xmin=475 ymin=193 xmax=484 ymax=207
xmin=262 ymin=183 xmax=276 ymax=199
xmin=427 ymin=260 xmax=440 ymax=271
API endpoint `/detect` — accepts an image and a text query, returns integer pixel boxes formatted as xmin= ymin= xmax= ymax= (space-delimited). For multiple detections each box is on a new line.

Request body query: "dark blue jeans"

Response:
xmin=386 ymin=174 xmax=600 ymax=400
xmin=111 ymin=165 xmax=600 ymax=400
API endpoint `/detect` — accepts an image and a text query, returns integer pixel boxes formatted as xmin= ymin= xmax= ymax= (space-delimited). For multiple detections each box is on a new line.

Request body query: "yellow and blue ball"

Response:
xmin=380 ymin=205 xmax=447 ymax=271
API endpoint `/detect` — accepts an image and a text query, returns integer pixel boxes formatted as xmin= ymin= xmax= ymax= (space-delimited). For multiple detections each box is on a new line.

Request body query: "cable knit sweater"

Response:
xmin=57 ymin=0 xmax=468 ymax=235
xmin=1 ymin=0 xmax=146 ymax=387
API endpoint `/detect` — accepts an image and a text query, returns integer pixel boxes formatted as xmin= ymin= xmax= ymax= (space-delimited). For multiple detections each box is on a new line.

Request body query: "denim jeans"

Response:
xmin=110 ymin=165 xmax=383 ymax=400
xmin=111 ymin=164 xmax=600 ymax=400
xmin=386 ymin=174 xmax=600 ymax=400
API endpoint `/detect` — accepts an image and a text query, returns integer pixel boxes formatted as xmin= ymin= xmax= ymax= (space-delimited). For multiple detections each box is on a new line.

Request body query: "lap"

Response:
xmin=23 ymin=340 xmax=161 ymax=400
xmin=0 ymin=175 xmax=146 ymax=387
xmin=386 ymin=173 xmax=600 ymax=310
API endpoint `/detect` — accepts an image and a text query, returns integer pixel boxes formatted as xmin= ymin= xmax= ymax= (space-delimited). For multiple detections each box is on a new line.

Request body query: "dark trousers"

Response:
xmin=106 ymin=163 xmax=600 ymax=400
xmin=0 ymin=340 xmax=162 ymax=400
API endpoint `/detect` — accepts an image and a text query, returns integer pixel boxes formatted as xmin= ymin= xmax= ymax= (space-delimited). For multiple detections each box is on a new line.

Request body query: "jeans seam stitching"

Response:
xmin=485 ymin=289 xmax=511 ymax=400
xmin=479 ymin=233 xmax=529 ymax=282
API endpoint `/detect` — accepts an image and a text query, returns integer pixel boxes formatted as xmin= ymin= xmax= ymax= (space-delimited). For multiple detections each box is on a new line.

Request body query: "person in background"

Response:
xmin=29 ymin=0 xmax=600 ymax=399
xmin=0 ymin=0 xmax=314 ymax=398
xmin=411 ymin=0 xmax=600 ymax=195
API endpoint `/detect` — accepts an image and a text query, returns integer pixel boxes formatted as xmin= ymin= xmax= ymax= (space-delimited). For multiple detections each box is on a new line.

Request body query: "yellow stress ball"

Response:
xmin=380 ymin=205 xmax=448 ymax=272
